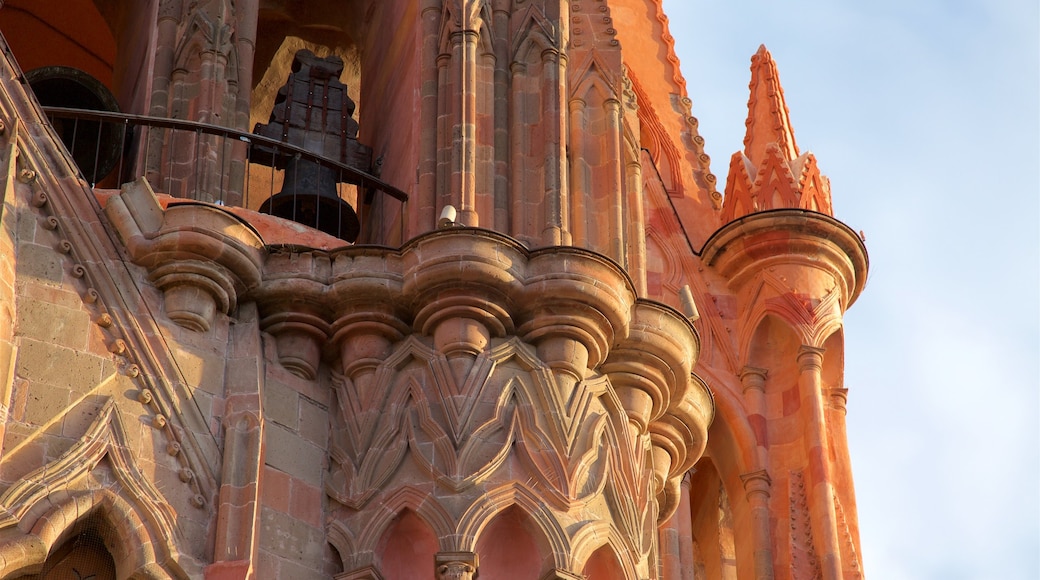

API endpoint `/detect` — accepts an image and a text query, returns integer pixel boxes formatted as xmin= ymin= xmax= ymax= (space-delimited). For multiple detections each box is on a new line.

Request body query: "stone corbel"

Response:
xmin=105 ymin=177 xmax=263 ymax=332
xmin=252 ymin=254 xmax=332 ymax=380
xmin=602 ymin=301 xmax=699 ymax=443
xmin=518 ymin=248 xmax=635 ymax=398
xmin=402 ymin=231 xmax=524 ymax=383
xmin=327 ymin=250 xmax=409 ymax=392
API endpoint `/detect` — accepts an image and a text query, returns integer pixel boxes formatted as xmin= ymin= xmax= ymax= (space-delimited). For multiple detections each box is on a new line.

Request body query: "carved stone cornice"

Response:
xmin=105 ymin=178 xmax=263 ymax=332
xmin=700 ymin=209 xmax=869 ymax=308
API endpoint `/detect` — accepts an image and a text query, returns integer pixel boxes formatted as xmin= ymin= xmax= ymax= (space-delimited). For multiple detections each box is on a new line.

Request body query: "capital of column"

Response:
xmin=739 ymin=469 xmax=773 ymax=501
xmin=435 ymin=552 xmax=478 ymax=580
xmin=796 ymin=345 xmax=826 ymax=373
xmin=740 ymin=366 xmax=769 ymax=393
xmin=829 ymin=387 xmax=849 ymax=414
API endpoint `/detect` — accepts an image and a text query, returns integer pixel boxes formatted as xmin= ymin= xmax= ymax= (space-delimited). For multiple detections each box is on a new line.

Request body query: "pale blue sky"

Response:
xmin=660 ymin=1 xmax=1040 ymax=578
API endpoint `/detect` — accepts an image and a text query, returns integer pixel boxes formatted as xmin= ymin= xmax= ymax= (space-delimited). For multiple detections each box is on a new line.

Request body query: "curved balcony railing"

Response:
xmin=40 ymin=106 xmax=407 ymax=242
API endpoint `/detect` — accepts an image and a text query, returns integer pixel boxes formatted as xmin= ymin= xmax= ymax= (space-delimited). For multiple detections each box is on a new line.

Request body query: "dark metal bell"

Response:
xmin=258 ymin=157 xmax=360 ymax=242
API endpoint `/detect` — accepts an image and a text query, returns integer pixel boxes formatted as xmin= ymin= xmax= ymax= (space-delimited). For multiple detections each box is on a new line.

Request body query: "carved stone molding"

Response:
xmin=105 ymin=177 xmax=263 ymax=332
xmin=700 ymin=209 xmax=869 ymax=309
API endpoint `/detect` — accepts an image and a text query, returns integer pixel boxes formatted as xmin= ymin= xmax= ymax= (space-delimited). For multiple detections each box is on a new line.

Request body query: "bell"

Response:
xmin=258 ymin=156 xmax=360 ymax=242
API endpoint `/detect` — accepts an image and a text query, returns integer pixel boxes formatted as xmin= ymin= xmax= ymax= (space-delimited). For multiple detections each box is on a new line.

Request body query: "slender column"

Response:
xmin=508 ymin=62 xmax=527 ymax=240
xmin=147 ymin=0 xmax=181 ymax=185
xmin=540 ymin=48 xmax=567 ymax=245
xmin=567 ymin=98 xmax=587 ymax=247
xmin=739 ymin=470 xmax=776 ymax=580
xmin=740 ymin=366 xmax=769 ymax=469
xmin=604 ymin=98 xmax=624 ymax=262
xmin=417 ymin=0 xmax=442 ymax=234
xmin=828 ymin=385 xmax=863 ymax=572
xmin=445 ymin=8 xmax=482 ymax=229
xmin=625 ymin=156 xmax=646 ymax=294
xmin=676 ymin=474 xmax=696 ymax=579
xmin=659 ymin=497 xmax=683 ymax=579
xmin=797 ymin=346 xmax=842 ymax=579
xmin=437 ymin=52 xmax=451 ymax=209
xmin=491 ymin=1 xmax=510 ymax=232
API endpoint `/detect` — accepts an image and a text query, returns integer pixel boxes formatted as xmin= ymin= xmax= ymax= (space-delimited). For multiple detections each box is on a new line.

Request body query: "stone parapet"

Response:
xmin=701 ymin=208 xmax=868 ymax=309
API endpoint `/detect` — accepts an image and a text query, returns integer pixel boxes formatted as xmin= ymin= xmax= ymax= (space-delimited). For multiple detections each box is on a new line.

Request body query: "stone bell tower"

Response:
xmin=0 ymin=2 xmax=867 ymax=579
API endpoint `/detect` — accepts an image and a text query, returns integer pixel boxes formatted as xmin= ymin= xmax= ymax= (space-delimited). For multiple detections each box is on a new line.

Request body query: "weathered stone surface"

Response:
xmin=0 ymin=2 xmax=869 ymax=579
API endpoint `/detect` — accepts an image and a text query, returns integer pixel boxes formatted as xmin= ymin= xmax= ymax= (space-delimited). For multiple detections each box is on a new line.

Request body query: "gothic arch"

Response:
xmin=570 ymin=521 xmax=639 ymax=579
xmin=475 ymin=506 xmax=555 ymax=579
xmin=744 ymin=313 xmax=802 ymax=373
xmin=352 ymin=486 xmax=455 ymax=557
xmin=0 ymin=489 xmax=188 ymax=579
xmin=627 ymin=70 xmax=683 ymax=197
xmin=374 ymin=509 xmax=440 ymax=580
xmin=509 ymin=5 xmax=557 ymax=67
xmin=0 ymin=400 xmax=177 ymax=534
xmin=456 ymin=482 xmax=571 ymax=570
xmin=820 ymin=327 xmax=845 ymax=390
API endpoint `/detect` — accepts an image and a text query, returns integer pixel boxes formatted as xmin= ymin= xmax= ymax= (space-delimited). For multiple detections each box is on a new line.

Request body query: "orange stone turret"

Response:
xmin=700 ymin=46 xmax=868 ymax=580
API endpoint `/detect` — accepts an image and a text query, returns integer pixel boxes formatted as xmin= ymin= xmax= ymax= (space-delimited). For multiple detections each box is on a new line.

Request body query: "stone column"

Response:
xmin=417 ymin=0 xmax=442 ymax=234
xmin=625 ymin=156 xmax=646 ymax=295
xmin=676 ymin=474 xmax=696 ymax=579
xmin=604 ymin=98 xmax=624 ymax=262
xmin=740 ymin=366 xmax=769 ymax=469
xmin=797 ymin=345 xmax=842 ymax=579
xmin=540 ymin=46 xmax=567 ymax=246
xmin=739 ymin=470 xmax=775 ymax=580
xmin=567 ymin=97 xmax=587 ymax=247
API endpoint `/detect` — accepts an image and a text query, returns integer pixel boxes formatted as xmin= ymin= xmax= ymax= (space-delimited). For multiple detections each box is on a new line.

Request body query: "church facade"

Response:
xmin=0 ymin=1 xmax=867 ymax=578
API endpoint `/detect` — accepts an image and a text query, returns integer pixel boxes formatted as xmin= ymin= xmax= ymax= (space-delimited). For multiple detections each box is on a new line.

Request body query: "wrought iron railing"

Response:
xmin=40 ymin=106 xmax=407 ymax=242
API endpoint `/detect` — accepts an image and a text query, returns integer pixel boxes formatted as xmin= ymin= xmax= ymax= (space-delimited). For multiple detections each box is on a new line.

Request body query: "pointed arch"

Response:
xmin=744 ymin=313 xmax=802 ymax=376
xmin=354 ymin=486 xmax=455 ymax=556
xmin=456 ymin=482 xmax=571 ymax=570
xmin=821 ymin=326 xmax=845 ymax=392
xmin=627 ymin=70 xmax=684 ymax=197
xmin=475 ymin=505 xmax=554 ymax=578
xmin=509 ymin=4 xmax=557 ymax=66
xmin=0 ymin=489 xmax=190 ymax=579
xmin=0 ymin=400 xmax=191 ymax=576
xmin=374 ymin=509 xmax=441 ymax=580
xmin=570 ymin=520 xmax=639 ymax=579
xmin=582 ymin=543 xmax=627 ymax=579
xmin=0 ymin=400 xmax=180 ymax=545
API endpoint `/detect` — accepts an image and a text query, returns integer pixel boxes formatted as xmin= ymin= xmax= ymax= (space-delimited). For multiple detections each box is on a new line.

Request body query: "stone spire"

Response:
xmin=722 ymin=45 xmax=834 ymax=222
xmin=744 ymin=45 xmax=799 ymax=166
